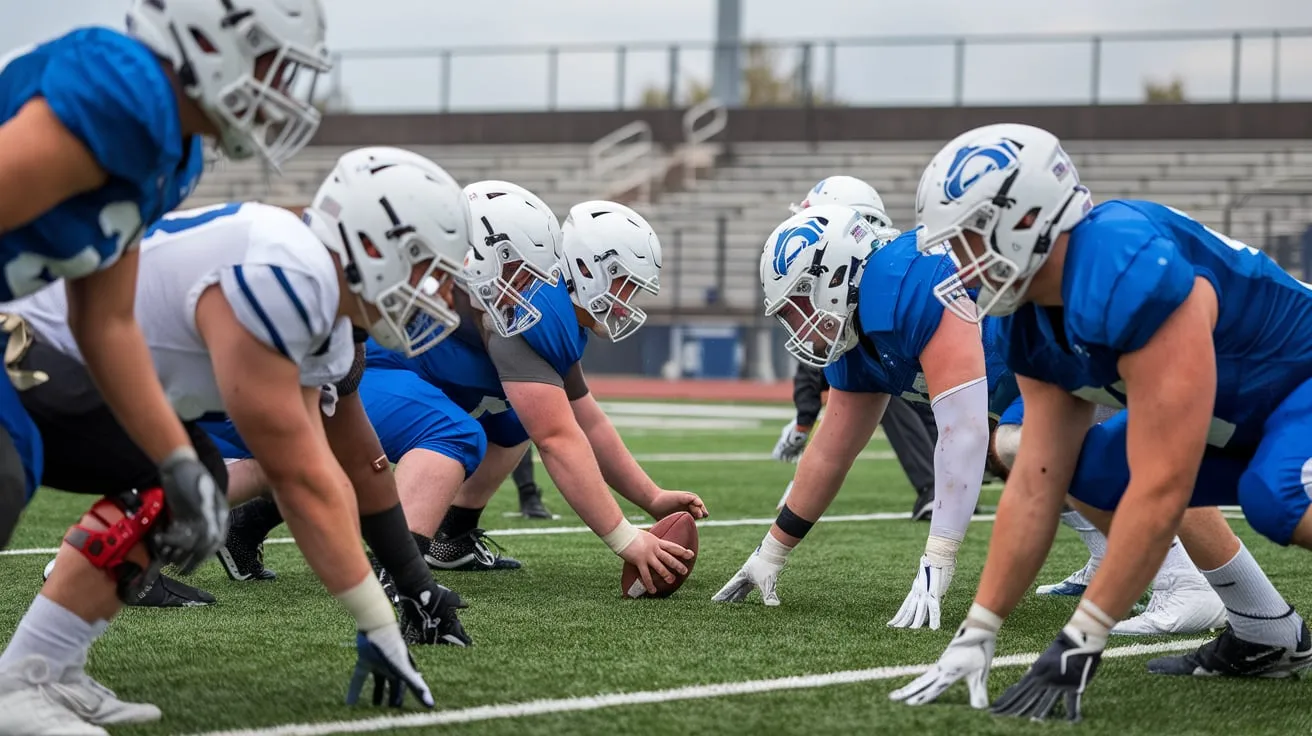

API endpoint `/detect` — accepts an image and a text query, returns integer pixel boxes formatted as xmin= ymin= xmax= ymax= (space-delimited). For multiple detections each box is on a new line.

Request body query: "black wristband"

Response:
xmin=776 ymin=503 xmax=815 ymax=540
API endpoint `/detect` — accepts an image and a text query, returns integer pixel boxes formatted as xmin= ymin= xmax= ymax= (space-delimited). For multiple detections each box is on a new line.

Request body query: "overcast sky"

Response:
xmin=8 ymin=1 xmax=1312 ymax=111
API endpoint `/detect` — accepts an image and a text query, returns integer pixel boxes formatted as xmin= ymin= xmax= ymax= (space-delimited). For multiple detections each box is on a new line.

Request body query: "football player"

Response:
xmin=892 ymin=123 xmax=1312 ymax=722
xmin=0 ymin=148 xmax=463 ymax=734
xmin=366 ymin=199 xmax=704 ymax=592
xmin=713 ymin=203 xmax=1009 ymax=630
xmin=0 ymin=0 xmax=329 ymax=568
xmin=771 ymin=176 xmax=940 ymax=521
xmin=209 ymin=180 xmax=562 ymax=593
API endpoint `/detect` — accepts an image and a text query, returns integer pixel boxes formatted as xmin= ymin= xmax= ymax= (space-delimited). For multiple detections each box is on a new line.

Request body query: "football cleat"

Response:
xmin=125 ymin=574 xmax=215 ymax=608
xmin=373 ymin=559 xmax=472 ymax=647
xmin=910 ymin=485 xmax=934 ymax=522
xmin=216 ymin=498 xmax=280 ymax=581
xmin=1035 ymin=559 xmax=1098 ymax=596
xmin=0 ymin=657 xmax=108 ymax=736
xmin=518 ymin=485 xmax=554 ymax=520
xmin=425 ymin=529 xmax=522 ymax=571
xmin=1112 ymin=571 xmax=1227 ymax=636
xmin=50 ymin=670 xmax=161 ymax=726
xmin=1147 ymin=620 xmax=1312 ymax=677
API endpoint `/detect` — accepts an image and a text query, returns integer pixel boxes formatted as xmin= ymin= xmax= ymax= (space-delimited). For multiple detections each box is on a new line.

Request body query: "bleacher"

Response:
xmin=187 ymin=139 xmax=1312 ymax=315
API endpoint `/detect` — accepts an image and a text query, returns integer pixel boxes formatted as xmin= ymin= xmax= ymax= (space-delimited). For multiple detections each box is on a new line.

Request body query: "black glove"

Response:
xmin=396 ymin=581 xmax=472 ymax=647
xmin=991 ymin=627 xmax=1103 ymax=722
xmin=153 ymin=448 xmax=228 ymax=574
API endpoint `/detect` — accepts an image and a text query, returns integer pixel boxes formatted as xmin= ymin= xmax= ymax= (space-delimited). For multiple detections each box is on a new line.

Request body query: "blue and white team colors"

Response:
xmin=824 ymin=232 xmax=1018 ymax=416
xmin=1001 ymin=200 xmax=1312 ymax=544
xmin=13 ymin=202 xmax=354 ymax=423
xmin=0 ymin=28 xmax=205 ymax=499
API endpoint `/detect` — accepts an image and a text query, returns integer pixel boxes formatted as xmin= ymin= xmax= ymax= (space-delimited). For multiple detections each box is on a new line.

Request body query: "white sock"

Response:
xmin=0 ymin=595 xmax=99 ymax=679
xmin=1201 ymin=541 xmax=1303 ymax=648
xmin=1061 ymin=510 xmax=1106 ymax=564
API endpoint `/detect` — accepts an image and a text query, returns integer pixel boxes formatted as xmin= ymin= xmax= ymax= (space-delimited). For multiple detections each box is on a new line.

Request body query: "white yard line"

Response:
xmin=0 ymin=511 xmax=994 ymax=557
xmin=188 ymin=638 xmax=1209 ymax=736
xmin=621 ymin=450 xmax=894 ymax=463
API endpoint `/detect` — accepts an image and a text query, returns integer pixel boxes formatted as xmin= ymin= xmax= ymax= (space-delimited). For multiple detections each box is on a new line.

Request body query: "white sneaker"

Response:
xmin=771 ymin=422 xmax=809 ymax=463
xmin=1113 ymin=571 xmax=1228 ymax=636
xmin=775 ymin=480 xmax=795 ymax=511
xmin=1035 ymin=558 xmax=1098 ymax=596
xmin=0 ymin=657 xmax=108 ymax=736
xmin=49 ymin=669 xmax=162 ymax=725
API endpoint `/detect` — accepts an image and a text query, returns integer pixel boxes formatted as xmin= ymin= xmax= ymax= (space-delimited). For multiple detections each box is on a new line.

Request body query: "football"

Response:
xmin=621 ymin=511 xmax=699 ymax=598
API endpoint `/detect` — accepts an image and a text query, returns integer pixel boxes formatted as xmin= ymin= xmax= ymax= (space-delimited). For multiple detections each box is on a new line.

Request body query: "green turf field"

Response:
xmin=2 ymin=402 xmax=1309 ymax=735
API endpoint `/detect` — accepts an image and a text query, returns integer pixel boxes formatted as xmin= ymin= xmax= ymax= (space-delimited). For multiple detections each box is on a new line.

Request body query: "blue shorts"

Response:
xmin=202 ymin=369 xmax=489 ymax=479
xmin=0 ymin=334 xmax=43 ymax=501
xmin=1068 ymin=376 xmax=1312 ymax=545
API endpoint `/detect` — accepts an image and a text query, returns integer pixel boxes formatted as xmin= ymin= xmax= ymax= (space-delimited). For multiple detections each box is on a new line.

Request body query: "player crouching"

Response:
xmin=0 ymin=147 xmax=466 ymax=733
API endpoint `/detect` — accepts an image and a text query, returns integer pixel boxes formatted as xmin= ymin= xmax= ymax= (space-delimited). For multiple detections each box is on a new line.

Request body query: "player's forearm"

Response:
xmin=776 ymin=441 xmax=853 ymax=527
xmin=973 ymin=467 xmax=1066 ymax=618
xmin=1083 ymin=481 xmax=1190 ymax=620
xmin=535 ymin=431 xmax=625 ymax=537
xmin=577 ymin=408 xmax=660 ymax=512
xmin=73 ymin=315 xmax=191 ymax=463
xmin=928 ymin=379 xmax=990 ymax=544
xmin=268 ymin=461 xmax=370 ymax=594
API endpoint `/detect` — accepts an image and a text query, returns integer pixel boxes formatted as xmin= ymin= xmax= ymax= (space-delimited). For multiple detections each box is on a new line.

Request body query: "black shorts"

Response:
xmin=15 ymin=338 xmax=228 ymax=497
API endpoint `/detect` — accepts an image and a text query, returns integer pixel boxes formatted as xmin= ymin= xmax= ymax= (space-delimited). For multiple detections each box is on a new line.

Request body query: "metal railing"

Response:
xmin=323 ymin=27 xmax=1312 ymax=113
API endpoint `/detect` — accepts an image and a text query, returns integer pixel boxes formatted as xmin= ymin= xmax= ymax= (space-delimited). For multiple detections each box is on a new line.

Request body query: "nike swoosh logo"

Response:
xmin=1213 ymin=581 xmax=1237 ymax=588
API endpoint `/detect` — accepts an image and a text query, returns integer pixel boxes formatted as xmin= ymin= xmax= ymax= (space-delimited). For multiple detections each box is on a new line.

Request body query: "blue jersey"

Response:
xmin=0 ymin=28 xmax=204 ymax=300
xmin=1002 ymin=199 xmax=1312 ymax=450
xmin=367 ymin=280 xmax=589 ymax=434
xmin=824 ymin=232 xmax=1017 ymax=418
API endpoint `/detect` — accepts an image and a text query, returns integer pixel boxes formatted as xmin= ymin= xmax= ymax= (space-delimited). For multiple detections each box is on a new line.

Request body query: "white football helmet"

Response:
xmin=760 ymin=204 xmax=876 ymax=368
xmin=126 ymin=0 xmax=331 ymax=168
xmin=916 ymin=123 xmax=1092 ymax=322
xmin=791 ymin=175 xmax=895 ymax=231
xmin=560 ymin=201 xmax=661 ymax=343
xmin=303 ymin=147 xmax=470 ymax=357
xmin=463 ymin=181 xmax=563 ymax=338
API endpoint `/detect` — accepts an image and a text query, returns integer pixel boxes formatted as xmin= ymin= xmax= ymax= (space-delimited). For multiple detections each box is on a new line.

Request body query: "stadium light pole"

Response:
xmin=712 ymin=0 xmax=742 ymax=107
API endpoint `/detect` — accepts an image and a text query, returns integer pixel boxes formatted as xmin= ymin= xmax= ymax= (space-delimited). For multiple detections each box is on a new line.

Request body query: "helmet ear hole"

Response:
xmin=574 ymin=258 xmax=593 ymax=280
xmin=189 ymin=27 xmax=218 ymax=54
xmin=1014 ymin=206 xmax=1042 ymax=231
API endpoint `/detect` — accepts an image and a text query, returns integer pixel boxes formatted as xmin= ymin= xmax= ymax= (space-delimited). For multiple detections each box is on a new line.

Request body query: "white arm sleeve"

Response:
xmin=218 ymin=264 xmax=335 ymax=365
xmin=927 ymin=377 xmax=990 ymax=546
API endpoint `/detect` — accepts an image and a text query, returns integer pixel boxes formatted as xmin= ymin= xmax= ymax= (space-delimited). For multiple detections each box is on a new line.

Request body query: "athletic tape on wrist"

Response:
xmin=966 ymin=602 xmax=1004 ymax=633
xmin=335 ymin=573 xmax=396 ymax=634
xmin=775 ymin=504 xmax=815 ymax=540
xmin=602 ymin=518 xmax=639 ymax=555
xmin=163 ymin=445 xmax=199 ymax=465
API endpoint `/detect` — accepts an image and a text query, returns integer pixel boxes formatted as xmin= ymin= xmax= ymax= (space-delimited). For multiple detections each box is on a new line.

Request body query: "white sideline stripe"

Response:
xmin=621 ymin=450 xmax=894 ymax=463
xmin=188 ymin=638 xmax=1209 ymax=736
xmin=0 ymin=511 xmax=993 ymax=557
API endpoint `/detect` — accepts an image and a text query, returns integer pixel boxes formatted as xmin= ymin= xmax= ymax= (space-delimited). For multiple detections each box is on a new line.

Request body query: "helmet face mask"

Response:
xmin=308 ymin=147 xmax=472 ymax=357
xmin=916 ymin=123 xmax=1092 ymax=322
xmin=463 ymin=181 xmax=564 ymax=338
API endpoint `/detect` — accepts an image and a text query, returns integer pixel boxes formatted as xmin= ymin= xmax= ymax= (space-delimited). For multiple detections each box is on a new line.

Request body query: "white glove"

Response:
xmin=711 ymin=541 xmax=788 ymax=606
xmin=772 ymin=421 xmax=809 ymax=463
xmin=888 ymin=554 xmax=956 ymax=630
xmin=889 ymin=621 xmax=996 ymax=708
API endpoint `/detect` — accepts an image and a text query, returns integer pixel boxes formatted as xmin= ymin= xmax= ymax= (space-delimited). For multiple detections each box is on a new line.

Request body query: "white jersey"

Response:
xmin=12 ymin=202 xmax=354 ymax=421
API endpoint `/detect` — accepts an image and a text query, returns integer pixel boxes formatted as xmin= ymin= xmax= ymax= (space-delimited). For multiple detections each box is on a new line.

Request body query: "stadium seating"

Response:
xmin=187 ymin=139 xmax=1312 ymax=313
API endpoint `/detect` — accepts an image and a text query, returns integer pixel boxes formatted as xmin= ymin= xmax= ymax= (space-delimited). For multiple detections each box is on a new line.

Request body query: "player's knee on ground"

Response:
xmin=1236 ymin=465 xmax=1310 ymax=546
xmin=992 ymin=424 xmax=1021 ymax=471
xmin=1065 ymin=415 xmax=1131 ymax=512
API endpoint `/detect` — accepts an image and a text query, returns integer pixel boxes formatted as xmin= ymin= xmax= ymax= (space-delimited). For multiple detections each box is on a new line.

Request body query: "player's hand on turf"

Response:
xmin=154 ymin=448 xmax=229 ymax=574
xmin=396 ymin=581 xmax=472 ymax=647
xmin=888 ymin=554 xmax=956 ymax=630
xmin=648 ymin=490 xmax=709 ymax=520
xmin=347 ymin=625 xmax=435 ymax=709
xmin=711 ymin=546 xmax=784 ymax=606
xmin=619 ymin=529 xmax=693 ymax=595
xmin=990 ymin=627 xmax=1103 ymax=722
xmin=889 ymin=621 xmax=995 ymax=708
xmin=771 ymin=421 xmax=809 ymax=463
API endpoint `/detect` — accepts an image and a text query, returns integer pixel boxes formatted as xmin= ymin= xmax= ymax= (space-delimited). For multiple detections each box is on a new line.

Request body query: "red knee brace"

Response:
xmin=63 ymin=488 xmax=166 ymax=580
